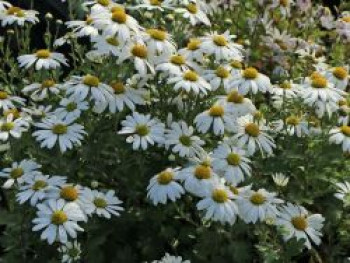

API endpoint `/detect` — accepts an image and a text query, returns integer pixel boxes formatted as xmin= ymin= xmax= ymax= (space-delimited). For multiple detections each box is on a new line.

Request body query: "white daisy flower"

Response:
xmin=58 ymin=241 xmax=82 ymax=263
xmin=118 ymin=112 xmax=165 ymax=150
xmin=178 ymin=38 xmax=204 ymax=65
xmin=285 ymin=115 xmax=309 ymax=137
xmin=200 ymin=31 xmax=243 ymax=62
xmin=165 ymin=120 xmax=205 ymax=158
xmin=147 ymin=168 xmax=185 ymax=205
xmin=92 ymin=6 xmax=140 ymax=43
xmin=232 ymin=114 xmax=276 ymax=156
xmin=156 ymin=54 xmax=191 ymax=76
xmin=91 ymin=34 xmax=122 ymax=56
xmin=0 ymin=159 xmax=41 ymax=189
xmin=65 ymin=16 xmax=99 ymax=38
xmin=54 ymin=96 xmax=89 ymax=121
xmin=325 ymin=66 xmax=349 ymax=91
xmin=0 ymin=91 xmax=25 ymax=111
xmin=143 ymin=28 xmax=176 ymax=57
xmin=153 ymin=253 xmax=190 ymax=263
xmin=130 ymin=0 xmax=169 ymax=11
xmin=81 ymin=188 xmax=123 ymax=218
xmin=32 ymin=199 xmax=85 ymax=244
xmin=272 ymin=173 xmax=289 ymax=187
xmin=63 ymin=74 xmax=114 ymax=112
xmin=228 ymin=60 xmax=244 ymax=77
xmin=168 ymin=69 xmax=211 ymax=94
xmin=271 ymin=81 xmax=300 ymax=109
xmin=269 ymin=0 xmax=294 ymax=17
xmin=194 ymin=104 xmax=235 ymax=135
xmin=329 ymin=125 xmax=350 ymax=152
xmin=334 ymin=181 xmax=350 ymax=205
xmin=17 ymin=173 xmax=66 ymax=206
xmin=203 ymin=65 xmax=232 ymax=91
xmin=0 ymin=114 xmax=29 ymax=141
xmin=22 ymin=79 xmax=61 ymax=101
xmin=33 ymin=115 xmax=86 ymax=153
xmin=18 ymin=49 xmax=68 ymax=70
xmin=211 ymin=142 xmax=251 ymax=184
xmin=237 ymin=188 xmax=283 ymax=223
xmin=197 ymin=177 xmax=239 ymax=225
xmin=118 ymin=41 xmax=155 ymax=75
xmin=229 ymin=67 xmax=271 ymax=95
xmin=22 ymin=104 xmax=53 ymax=119
xmin=217 ymin=91 xmax=256 ymax=117
xmin=47 ymin=184 xmax=85 ymax=206
xmin=175 ymin=3 xmax=211 ymax=26
xmin=0 ymin=6 xmax=39 ymax=26
xmin=108 ymin=80 xmax=146 ymax=112
xmin=276 ymin=203 xmax=324 ymax=249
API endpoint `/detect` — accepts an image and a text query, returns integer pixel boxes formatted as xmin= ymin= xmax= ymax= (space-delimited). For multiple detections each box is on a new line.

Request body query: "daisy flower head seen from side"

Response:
xmin=153 ymin=253 xmax=191 ymax=263
xmin=276 ymin=203 xmax=324 ymax=249
xmin=329 ymin=125 xmax=350 ymax=152
xmin=147 ymin=168 xmax=185 ymax=205
xmin=175 ymin=2 xmax=211 ymax=26
xmin=0 ymin=5 xmax=39 ymax=26
xmin=229 ymin=67 xmax=271 ymax=95
xmin=143 ymin=28 xmax=176 ymax=57
xmin=200 ymin=31 xmax=243 ymax=62
xmin=165 ymin=120 xmax=205 ymax=158
xmin=236 ymin=188 xmax=283 ymax=223
xmin=58 ymin=241 xmax=82 ymax=263
xmin=0 ymin=159 xmax=41 ymax=189
xmin=334 ymin=181 xmax=350 ymax=205
xmin=32 ymin=115 xmax=86 ymax=153
xmin=271 ymin=81 xmax=300 ymax=109
xmin=203 ymin=65 xmax=232 ymax=91
xmin=272 ymin=173 xmax=289 ymax=187
xmin=118 ymin=112 xmax=165 ymax=150
xmin=211 ymin=142 xmax=251 ymax=185
xmin=22 ymin=79 xmax=61 ymax=101
xmin=81 ymin=188 xmax=123 ymax=218
xmin=0 ymin=90 xmax=25 ymax=111
xmin=196 ymin=176 xmax=239 ymax=225
xmin=179 ymin=38 xmax=204 ymax=65
xmin=17 ymin=173 xmax=66 ymax=206
xmin=232 ymin=114 xmax=276 ymax=156
xmin=65 ymin=16 xmax=99 ymax=38
xmin=221 ymin=90 xmax=256 ymax=117
xmin=325 ymin=66 xmax=349 ymax=91
xmin=18 ymin=49 xmax=68 ymax=70
xmin=284 ymin=115 xmax=309 ymax=137
xmin=32 ymin=199 xmax=85 ymax=244
xmin=91 ymin=34 xmax=122 ymax=56
xmin=155 ymin=53 xmax=191 ymax=76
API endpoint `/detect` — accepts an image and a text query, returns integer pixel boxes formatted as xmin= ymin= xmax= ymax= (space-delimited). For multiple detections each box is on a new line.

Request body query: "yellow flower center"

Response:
xmin=106 ymin=37 xmax=119 ymax=46
xmin=341 ymin=16 xmax=350 ymax=23
xmin=212 ymin=189 xmax=228 ymax=203
xmin=229 ymin=185 xmax=239 ymax=195
xmin=226 ymin=153 xmax=241 ymax=166
xmin=254 ymin=111 xmax=263 ymax=120
xmin=111 ymin=9 xmax=127 ymax=24
xmin=245 ymin=123 xmax=260 ymax=137
xmin=0 ymin=91 xmax=8 ymax=99
xmin=243 ymin=67 xmax=258 ymax=80
xmin=341 ymin=125 xmax=350 ymax=136
xmin=7 ymin=6 xmax=25 ymax=17
xmin=227 ymin=90 xmax=244 ymax=103
xmin=52 ymin=124 xmax=68 ymax=135
xmin=146 ymin=28 xmax=167 ymax=41
xmin=170 ymin=55 xmax=185 ymax=65
xmin=60 ymin=186 xmax=79 ymax=201
xmin=86 ymin=16 xmax=93 ymax=25
xmin=135 ymin=124 xmax=149 ymax=136
xmin=51 ymin=211 xmax=68 ymax=225
xmin=41 ymin=79 xmax=55 ymax=89
xmin=186 ymin=3 xmax=197 ymax=14
xmin=311 ymin=76 xmax=327 ymax=89
xmin=275 ymin=39 xmax=288 ymax=50
xmin=10 ymin=168 xmax=23 ymax=179
xmin=338 ymin=100 xmax=348 ymax=107
xmin=157 ymin=171 xmax=173 ymax=185
xmin=66 ymin=102 xmax=77 ymax=112
xmin=286 ymin=116 xmax=300 ymax=126
xmin=280 ymin=81 xmax=292 ymax=89
xmin=150 ymin=0 xmax=161 ymax=5
xmin=131 ymin=44 xmax=148 ymax=58
xmin=179 ymin=135 xmax=192 ymax=146
xmin=183 ymin=70 xmax=199 ymax=82
xmin=216 ymin=66 xmax=230 ymax=78
xmin=209 ymin=105 xmax=224 ymax=117
xmin=36 ymin=49 xmax=51 ymax=59
xmin=194 ymin=165 xmax=211 ymax=179
xmin=4 ymin=109 xmax=20 ymax=119
xmin=83 ymin=74 xmax=100 ymax=87
xmin=98 ymin=0 xmax=110 ymax=6
xmin=0 ymin=122 xmax=15 ymax=131
xmin=94 ymin=197 xmax=107 ymax=208
xmin=291 ymin=215 xmax=308 ymax=231
xmin=230 ymin=60 xmax=243 ymax=69
xmin=32 ymin=180 xmax=47 ymax=191
xmin=333 ymin=67 xmax=348 ymax=80
xmin=111 ymin=81 xmax=125 ymax=94
xmin=310 ymin=71 xmax=323 ymax=80
xmin=250 ymin=192 xmax=266 ymax=205
xmin=187 ymin=38 xmax=201 ymax=50
xmin=213 ymin=35 xmax=228 ymax=47
xmin=279 ymin=0 xmax=289 ymax=7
